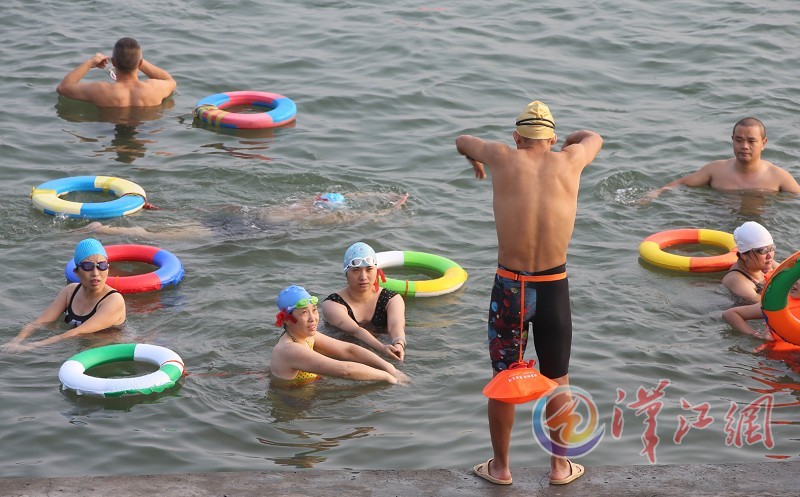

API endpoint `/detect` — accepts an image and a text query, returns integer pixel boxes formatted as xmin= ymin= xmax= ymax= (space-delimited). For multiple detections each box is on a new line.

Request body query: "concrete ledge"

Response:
xmin=3 ymin=462 xmax=797 ymax=496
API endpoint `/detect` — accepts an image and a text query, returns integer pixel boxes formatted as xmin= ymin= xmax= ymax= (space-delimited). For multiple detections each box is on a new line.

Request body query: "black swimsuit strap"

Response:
xmin=728 ymin=268 xmax=759 ymax=286
xmin=66 ymin=285 xmax=119 ymax=323
xmin=325 ymin=290 xmax=398 ymax=327
xmin=324 ymin=293 xmax=358 ymax=323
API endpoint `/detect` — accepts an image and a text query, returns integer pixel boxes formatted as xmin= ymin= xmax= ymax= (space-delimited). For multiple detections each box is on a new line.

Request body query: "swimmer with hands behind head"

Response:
xmin=57 ymin=37 xmax=176 ymax=107
xmin=456 ymin=100 xmax=603 ymax=485
xmin=321 ymin=242 xmax=407 ymax=361
xmin=269 ymin=285 xmax=407 ymax=386
xmin=2 ymin=239 xmax=126 ymax=352
xmin=722 ymin=221 xmax=779 ymax=303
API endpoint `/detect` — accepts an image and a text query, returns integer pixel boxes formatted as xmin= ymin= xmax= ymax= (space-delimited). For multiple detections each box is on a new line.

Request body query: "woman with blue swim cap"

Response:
xmin=321 ymin=242 xmax=408 ymax=361
xmin=2 ymin=238 xmax=126 ymax=352
xmin=269 ymin=285 xmax=408 ymax=385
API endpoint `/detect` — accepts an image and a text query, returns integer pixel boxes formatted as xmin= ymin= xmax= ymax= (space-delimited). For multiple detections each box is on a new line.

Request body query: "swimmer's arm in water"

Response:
xmin=2 ymin=286 xmax=73 ymax=351
xmin=776 ymin=167 xmax=800 ymax=193
xmin=722 ymin=304 xmax=773 ymax=340
xmin=346 ymin=192 xmax=409 ymax=205
xmin=313 ymin=333 xmax=408 ymax=384
xmin=321 ymin=299 xmax=403 ymax=360
xmin=645 ymin=163 xmax=717 ymax=201
xmin=77 ymin=222 xmax=209 ymax=241
xmin=79 ymin=222 xmax=151 ymax=238
xmin=25 ymin=292 xmax=126 ymax=349
xmin=385 ymin=294 xmax=407 ymax=362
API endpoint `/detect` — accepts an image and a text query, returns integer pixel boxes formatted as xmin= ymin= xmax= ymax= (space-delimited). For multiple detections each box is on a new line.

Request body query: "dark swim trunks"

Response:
xmin=488 ymin=263 xmax=571 ymax=378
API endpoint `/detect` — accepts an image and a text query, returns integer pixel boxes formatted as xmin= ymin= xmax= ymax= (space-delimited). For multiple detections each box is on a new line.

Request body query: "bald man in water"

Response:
xmin=57 ymin=37 xmax=176 ymax=107
xmin=651 ymin=117 xmax=800 ymax=196
xmin=456 ymin=101 xmax=602 ymax=486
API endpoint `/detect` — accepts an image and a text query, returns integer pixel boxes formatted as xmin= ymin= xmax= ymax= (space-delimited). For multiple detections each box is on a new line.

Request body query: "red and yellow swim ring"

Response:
xmin=638 ymin=228 xmax=738 ymax=273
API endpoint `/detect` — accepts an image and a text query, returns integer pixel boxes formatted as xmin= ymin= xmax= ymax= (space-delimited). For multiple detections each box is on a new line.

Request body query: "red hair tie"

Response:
xmin=374 ymin=268 xmax=387 ymax=292
xmin=274 ymin=310 xmax=297 ymax=327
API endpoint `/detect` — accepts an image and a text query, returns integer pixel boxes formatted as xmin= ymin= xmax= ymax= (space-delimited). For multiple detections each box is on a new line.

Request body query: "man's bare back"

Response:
xmin=456 ymin=129 xmax=603 ymax=272
xmin=56 ymin=38 xmax=175 ymax=108
xmin=457 ymin=101 xmax=603 ymax=487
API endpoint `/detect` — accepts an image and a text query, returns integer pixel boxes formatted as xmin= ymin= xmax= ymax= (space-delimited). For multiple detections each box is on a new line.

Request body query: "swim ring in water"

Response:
xmin=638 ymin=228 xmax=737 ymax=272
xmin=193 ymin=91 xmax=297 ymax=129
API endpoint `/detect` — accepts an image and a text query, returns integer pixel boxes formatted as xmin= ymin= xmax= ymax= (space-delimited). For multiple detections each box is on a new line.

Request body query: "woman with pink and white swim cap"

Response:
xmin=321 ymin=242 xmax=408 ymax=361
xmin=722 ymin=221 xmax=779 ymax=303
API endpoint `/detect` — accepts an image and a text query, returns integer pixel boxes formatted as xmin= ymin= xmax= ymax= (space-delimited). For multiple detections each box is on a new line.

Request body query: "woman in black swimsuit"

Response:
xmin=722 ymin=221 xmax=779 ymax=303
xmin=3 ymin=238 xmax=126 ymax=352
xmin=321 ymin=242 xmax=407 ymax=361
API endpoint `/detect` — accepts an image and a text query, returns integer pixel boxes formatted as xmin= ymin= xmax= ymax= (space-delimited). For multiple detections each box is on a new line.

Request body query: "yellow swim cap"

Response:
xmin=515 ymin=101 xmax=555 ymax=140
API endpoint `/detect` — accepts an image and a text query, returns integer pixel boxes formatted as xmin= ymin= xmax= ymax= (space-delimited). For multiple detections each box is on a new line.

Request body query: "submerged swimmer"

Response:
xmin=268 ymin=285 xmax=408 ymax=386
xmin=3 ymin=238 xmax=126 ymax=352
xmin=79 ymin=191 xmax=409 ymax=240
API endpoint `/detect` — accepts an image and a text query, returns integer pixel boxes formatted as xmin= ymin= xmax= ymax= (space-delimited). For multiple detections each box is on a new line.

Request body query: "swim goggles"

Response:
xmin=751 ymin=245 xmax=775 ymax=255
xmin=76 ymin=261 xmax=110 ymax=271
xmin=291 ymin=296 xmax=318 ymax=311
xmin=345 ymin=256 xmax=377 ymax=269
xmin=515 ymin=117 xmax=555 ymax=129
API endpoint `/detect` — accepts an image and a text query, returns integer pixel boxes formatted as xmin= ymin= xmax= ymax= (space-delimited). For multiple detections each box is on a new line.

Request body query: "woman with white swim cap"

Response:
xmin=2 ymin=238 xmax=126 ymax=352
xmin=321 ymin=242 xmax=408 ymax=361
xmin=722 ymin=221 xmax=779 ymax=303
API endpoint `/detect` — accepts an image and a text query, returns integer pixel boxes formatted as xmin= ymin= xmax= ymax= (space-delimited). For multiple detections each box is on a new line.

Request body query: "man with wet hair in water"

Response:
xmin=456 ymin=101 xmax=602 ymax=486
xmin=57 ymin=37 xmax=176 ymax=107
xmin=651 ymin=117 xmax=800 ymax=196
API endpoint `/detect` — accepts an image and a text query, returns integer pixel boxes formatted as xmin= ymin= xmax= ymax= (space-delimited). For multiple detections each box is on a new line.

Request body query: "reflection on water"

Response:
xmin=193 ymin=120 xmax=298 ymax=161
xmin=59 ymin=379 xmax=186 ymax=415
xmin=257 ymin=425 xmax=376 ymax=469
xmin=260 ymin=381 xmax=387 ymax=468
xmin=55 ymin=98 xmax=175 ymax=164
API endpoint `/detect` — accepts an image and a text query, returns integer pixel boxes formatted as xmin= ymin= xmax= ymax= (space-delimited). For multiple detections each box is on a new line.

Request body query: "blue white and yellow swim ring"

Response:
xmin=30 ymin=176 xmax=146 ymax=219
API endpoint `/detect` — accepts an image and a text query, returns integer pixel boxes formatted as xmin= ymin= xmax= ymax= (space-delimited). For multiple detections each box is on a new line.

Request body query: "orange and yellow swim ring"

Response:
xmin=638 ymin=228 xmax=737 ymax=273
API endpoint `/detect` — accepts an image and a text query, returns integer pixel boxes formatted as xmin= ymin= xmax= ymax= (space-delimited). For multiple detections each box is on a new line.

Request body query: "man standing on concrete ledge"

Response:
xmin=57 ymin=37 xmax=176 ymax=107
xmin=455 ymin=100 xmax=603 ymax=486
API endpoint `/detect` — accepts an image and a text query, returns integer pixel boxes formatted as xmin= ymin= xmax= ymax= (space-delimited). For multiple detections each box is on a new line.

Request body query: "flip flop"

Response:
xmin=549 ymin=460 xmax=585 ymax=485
xmin=473 ymin=458 xmax=512 ymax=485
